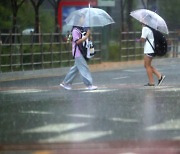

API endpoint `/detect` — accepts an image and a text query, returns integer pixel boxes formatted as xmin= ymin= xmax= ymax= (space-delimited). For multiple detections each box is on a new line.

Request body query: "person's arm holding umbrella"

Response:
xmin=139 ymin=37 xmax=145 ymax=42
xmin=136 ymin=24 xmax=146 ymax=42
xmin=139 ymin=37 xmax=146 ymax=42
xmin=140 ymin=23 xmax=148 ymax=42
xmin=76 ymin=29 xmax=90 ymax=44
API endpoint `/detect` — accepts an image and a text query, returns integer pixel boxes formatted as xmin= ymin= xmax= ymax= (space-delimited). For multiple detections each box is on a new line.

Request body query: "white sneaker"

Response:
xmin=60 ymin=83 xmax=72 ymax=90
xmin=86 ymin=85 xmax=98 ymax=90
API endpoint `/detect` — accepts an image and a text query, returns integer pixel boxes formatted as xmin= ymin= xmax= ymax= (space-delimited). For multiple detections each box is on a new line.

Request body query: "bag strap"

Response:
xmin=72 ymin=28 xmax=82 ymax=59
xmin=73 ymin=44 xmax=77 ymax=59
xmin=146 ymin=38 xmax=155 ymax=52
xmin=146 ymin=26 xmax=155 ymax=52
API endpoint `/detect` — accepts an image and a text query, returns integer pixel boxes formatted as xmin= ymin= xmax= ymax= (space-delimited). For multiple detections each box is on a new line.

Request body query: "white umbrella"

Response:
xmin=130 ymin=9 xmax=169 ymax=34
xmin=65 ymin=6 xmax=115 ymax=27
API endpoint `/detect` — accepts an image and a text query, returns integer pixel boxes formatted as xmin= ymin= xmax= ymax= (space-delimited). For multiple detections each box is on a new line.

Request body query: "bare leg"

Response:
xmin=151 ymin=66 xmax=161 ymax=80
xmin=144 ymin=55 xmax=154 ymax=84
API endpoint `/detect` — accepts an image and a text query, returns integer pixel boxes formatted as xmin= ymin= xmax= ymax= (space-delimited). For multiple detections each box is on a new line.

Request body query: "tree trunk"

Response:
xmin=120 ymin=0 xmax=125 ymax=32
xmin=55 ymin=6 xmax=59 ymax=33
xmin=12 ymin=13 xmax=17 ymax=33
xmin=35 ymin=8 xmax=40 ymax=33
xmin=34 ymin=8 xmax=41 ymax=42
xmin=126 ymin=0 xmax=133 ymax=31
xmin=47 ymin=0 xmax=61 ymax=33
xmin=11 ymin=0 xmax=25 ymax=43
xmin=11 ymin=0 xmax=25 ymax=33
xmin=141 ymin=0 xmax=147 ymax=8
xmin=47 ymin=0 xmax=61 ymax=41
xmin=148 ymin=0 xmax=157 ymax=11
xmin=30 ymin=0 xmax=45 ymax=42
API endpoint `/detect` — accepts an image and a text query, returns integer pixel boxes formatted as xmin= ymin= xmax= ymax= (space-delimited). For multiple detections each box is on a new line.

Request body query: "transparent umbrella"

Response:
xmin=130 ymin=9 xmax=169 ymax=34
xmin=65 ymin=6 xmax=115 ymax=27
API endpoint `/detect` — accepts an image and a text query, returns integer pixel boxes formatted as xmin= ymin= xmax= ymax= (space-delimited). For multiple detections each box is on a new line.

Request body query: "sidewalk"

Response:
xmin=0 ymin=60 xmax=143 ymax=82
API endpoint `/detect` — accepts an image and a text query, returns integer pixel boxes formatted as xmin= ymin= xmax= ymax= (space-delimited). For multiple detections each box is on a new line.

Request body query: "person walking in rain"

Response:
xmin=60 ymin=14 xmax=97 ymax=90
xmin=140 ymin=23 xmax=165 ymax=86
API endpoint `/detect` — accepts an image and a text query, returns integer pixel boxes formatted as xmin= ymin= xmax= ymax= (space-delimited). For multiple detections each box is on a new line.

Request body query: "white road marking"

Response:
xmin=66 ymin=114 xmax=95 ymax=118
xmin=173 ymin=136 xmax=180 ymax=140
xmin=155 ymin=87 xmax=180 ymax=92
xmin=113 ymin=76 xmax=129 ymax=80
xmin=83 ymin=89 xmax=118 ymax=93
xmin=66 ymin=114 xmax=138 ymax=123
xmin=110 ymin=117 xmax=138 ymax=123
xmin=39 ymin=131 xmax=112 ymax=143
xmin=20 ymin=111 xmax=53 ymax=115
xmin=0 ymin=89 xmax=48 ymax=94
xmin=124 ymin=69 xmax=143 ymax=72
xmin=146 ymin=119 xmax=180 ymax=131
xmin=22 ymin=123 xmax=87 ymax=133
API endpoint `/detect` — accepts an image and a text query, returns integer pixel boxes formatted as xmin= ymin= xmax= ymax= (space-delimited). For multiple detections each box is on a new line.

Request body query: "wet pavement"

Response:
xmin=0 ymin=58 xmax=180 ymax=153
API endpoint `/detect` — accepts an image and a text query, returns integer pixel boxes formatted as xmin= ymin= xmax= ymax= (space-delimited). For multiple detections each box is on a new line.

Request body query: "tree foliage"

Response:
xmin=0 ymin=2 xmax=11 ymax=31
xmin=0 ymin=0 xmax=179 ymax=34
xmin=30 ymin=0 xmax=45 ymax=34
xmin=18 ymin=1 xmax=54 ymax=33
xmin=11 ymin=0 xmax=25 ymax=39
xmin=0 ymin=0 xmax=54 ymax=33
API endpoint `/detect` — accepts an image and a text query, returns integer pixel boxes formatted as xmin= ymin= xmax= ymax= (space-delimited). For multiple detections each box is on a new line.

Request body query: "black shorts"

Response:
xmin=145 ymin=53 xmax=156 ymax=58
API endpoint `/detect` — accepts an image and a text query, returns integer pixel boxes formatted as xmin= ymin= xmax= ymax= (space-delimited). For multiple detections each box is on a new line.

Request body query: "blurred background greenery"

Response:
xmin=0 ymin=0 xmax=179 ymax=34
xmin=0 ymin=0 xmax=179 ymax=71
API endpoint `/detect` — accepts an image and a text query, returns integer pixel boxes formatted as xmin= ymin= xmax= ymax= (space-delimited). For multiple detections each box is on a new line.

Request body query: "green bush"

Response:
xmin=108 ymin=42 xmax=120 ymax=61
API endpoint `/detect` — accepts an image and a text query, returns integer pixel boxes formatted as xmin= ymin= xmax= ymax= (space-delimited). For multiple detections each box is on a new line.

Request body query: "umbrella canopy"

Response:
xmin=65 ymin=7 xmax=115 ymax=27
xmin=130 ymin=9 xmax=169 ymax=34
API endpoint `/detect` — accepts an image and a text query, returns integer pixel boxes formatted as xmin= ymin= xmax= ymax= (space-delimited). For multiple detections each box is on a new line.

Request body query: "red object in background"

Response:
xmin=58 ymin=0 xmax=97 ymax=31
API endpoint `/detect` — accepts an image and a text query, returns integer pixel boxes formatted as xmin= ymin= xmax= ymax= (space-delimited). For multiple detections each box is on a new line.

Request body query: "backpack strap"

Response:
xmin=73 ymin=44 xmax=77 ymax=59
xmin=72 ymin=28 xmax=82 ymax=59
xmin=146 ymin=38 xmax=155 ymax=52
xmin=146 ymin=26 xmax=155 ymax=52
